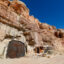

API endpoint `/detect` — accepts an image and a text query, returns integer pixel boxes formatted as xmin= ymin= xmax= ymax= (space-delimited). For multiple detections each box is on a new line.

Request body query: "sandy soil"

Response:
xmin=0 ymin=55 xmax=64 ymax=64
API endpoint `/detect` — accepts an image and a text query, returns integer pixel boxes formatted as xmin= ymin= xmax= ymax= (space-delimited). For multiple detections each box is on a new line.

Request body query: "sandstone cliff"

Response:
xmin=0 ymin=0 xmax=64 ymax=56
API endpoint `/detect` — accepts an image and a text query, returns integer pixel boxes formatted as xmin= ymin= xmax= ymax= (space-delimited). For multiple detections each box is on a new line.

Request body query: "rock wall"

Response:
xmin=0 ymin=0 xmax=64 ymax=58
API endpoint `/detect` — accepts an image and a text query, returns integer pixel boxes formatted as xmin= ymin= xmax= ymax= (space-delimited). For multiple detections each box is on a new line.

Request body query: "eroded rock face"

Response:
xmin=54 ymin=29 xmax=64 ymax=38
xmin=0 ymin=0 xmax=64 ymax=58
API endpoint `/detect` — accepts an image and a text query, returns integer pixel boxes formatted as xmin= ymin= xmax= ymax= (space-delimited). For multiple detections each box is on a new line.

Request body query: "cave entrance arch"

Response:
xmin=6 ymin=40 xmax=26 ymax=58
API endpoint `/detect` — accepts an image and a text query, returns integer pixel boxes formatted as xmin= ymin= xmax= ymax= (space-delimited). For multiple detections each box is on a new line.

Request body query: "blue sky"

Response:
xmin=21 ymin=0 xmax=64 ymax=29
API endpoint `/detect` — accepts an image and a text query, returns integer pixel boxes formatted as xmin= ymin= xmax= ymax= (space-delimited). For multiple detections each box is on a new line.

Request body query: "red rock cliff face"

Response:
xmin=0 ymin=0 xmax=64 ymax=53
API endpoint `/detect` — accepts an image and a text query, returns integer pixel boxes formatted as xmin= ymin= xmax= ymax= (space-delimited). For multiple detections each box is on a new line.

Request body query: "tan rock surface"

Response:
xmin=0 ymin=0 xmax=64 ymax=59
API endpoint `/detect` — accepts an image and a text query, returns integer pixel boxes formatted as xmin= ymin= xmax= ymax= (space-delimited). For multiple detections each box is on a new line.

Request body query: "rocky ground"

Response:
xmin=0 ymin=54 xmax=64 ymax=64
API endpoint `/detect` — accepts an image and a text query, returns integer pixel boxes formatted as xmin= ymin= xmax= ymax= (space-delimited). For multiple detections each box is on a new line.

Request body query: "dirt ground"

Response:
xmin=0 ymin=54 xmax=64 ymax=64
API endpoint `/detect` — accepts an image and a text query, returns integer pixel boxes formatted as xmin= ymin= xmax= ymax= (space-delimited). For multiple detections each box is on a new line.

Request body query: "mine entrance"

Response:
xmin=37 ymin=48 xmax=39 ymax=53
xmin=34 ymin=46 xmax=43 ymax=53
xmin=6 ymin=40 xmax=26 ymax=58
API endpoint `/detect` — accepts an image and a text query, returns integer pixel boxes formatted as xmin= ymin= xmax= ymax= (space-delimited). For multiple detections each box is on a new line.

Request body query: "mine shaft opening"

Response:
xmin=34 ymin=46 xmax=44 ymax=53
xmin=6 ymin=40 xmax=26 ymax=58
